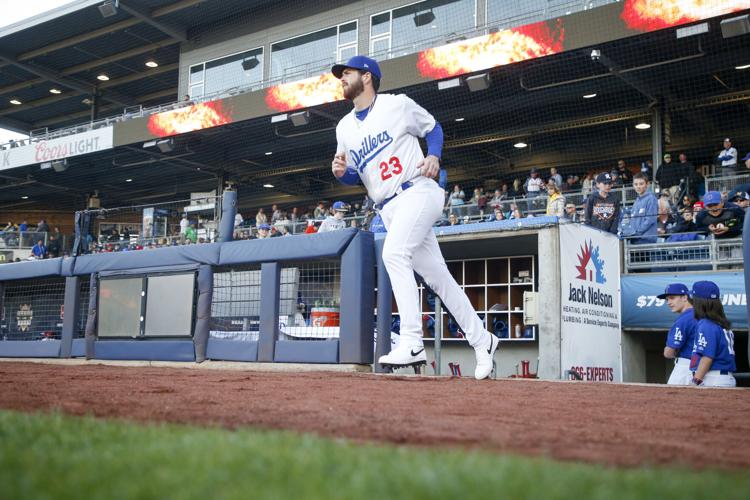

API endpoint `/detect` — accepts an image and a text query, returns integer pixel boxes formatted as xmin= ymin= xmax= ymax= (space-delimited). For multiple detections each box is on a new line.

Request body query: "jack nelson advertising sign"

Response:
xmin=1 ymin=126 xmax=114 ymax=171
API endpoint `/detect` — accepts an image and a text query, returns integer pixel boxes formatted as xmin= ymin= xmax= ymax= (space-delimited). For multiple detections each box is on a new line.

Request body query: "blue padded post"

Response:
xmin=60 ymin=276 xmax=80 ymax=358
xmin=374 ymin=236 xmax=392 ymax=373
xmin=217 ymin=189 xmax=237 ymax=243
xmin=193 ymin=265 xmax=213 ymax=362
xmin=258 ymin=262 xmax=280 ymax=362
xmin=339 ymin=230 xmax=375 ymax=364
xmin=84 ymin=274 xmax=98 ymax=359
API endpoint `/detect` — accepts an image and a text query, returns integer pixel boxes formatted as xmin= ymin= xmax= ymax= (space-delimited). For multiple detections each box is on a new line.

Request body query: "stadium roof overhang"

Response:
xmin=0 ymin=0 xmax=279 ymax=134
xmin=1 ymin=3 xmax=750 ymax=212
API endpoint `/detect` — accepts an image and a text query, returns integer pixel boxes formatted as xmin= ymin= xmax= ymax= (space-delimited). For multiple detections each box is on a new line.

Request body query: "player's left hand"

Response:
xmin=418 ymin=155 xmax=440 ymax=179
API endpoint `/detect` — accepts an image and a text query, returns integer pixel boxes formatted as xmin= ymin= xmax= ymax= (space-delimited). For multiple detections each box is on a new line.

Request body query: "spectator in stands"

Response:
xmin=677 ymin=153 xmax=696 ymax=194
xmin=622 ymin=172 xmax=658 ymax=244
xmin=37 ymin=219 xmax=49 ymax=233
xmin=271 ymin=204 xmax=282 ymax=224
xmin=509 ymin=204 xmax=523 ymax=220
xmin=562 ymin=175 xmax=579 ymax=192
xmin=469 ymin=187 xmax=487 ymax=216
xmin=304 ymin=220 xmax=317 ymax=234
xmin=563 ymin=202 xmax=582 ymax=222
xmin=640 ymin=160 xmax=652 ymax=181
xmin=584 ymin=172 xmax=620 ymax=235
xmin=616 ymin=160 xmax=631 ymax=184
xmin=318 ymin=201 xmax=349 ymax=232
xmin=656 ymin=193 xmax=674 ymax=236
xmin=234 ymin=212 xmax=244 ymax=228
xmin=446 ymin=213 xmax=460 ymax=226
xmin=545 ymin=179 xmax=566 ymax=218
xmin=255 ymin=208 xmax=267 ymax=226
xmin=609 ymin=169 xmax=623 ymax=187
xmin=31 ymin=239 xmax=46 ymax=259
xmin=692 ymin=165 xmax=707 ymax=198
xmin=524 ymin=168 xmax=544 ymax=199
xmin=695 ymin=191 xmax=745 ymax=239
xmin=549 ymin=167 xmax=563 ymax=188
xmin=730 ymin=191 xmax=749 ymax=210
xmin=447 ymin=184 xmax=465 ymax=209
xmin=667 ymin=208 xmax=699 ymax=241
xmin=19 ymin=220 xmax=28 ymax=232
xmin=180 ymin=214 xmax=189 ymax=235
xmin=655 ymin=153 xmax=688 ymax=202
xmin=257 ymin=223 xmax=271 ymax=239
xmin=487 ymin=206 xmax=505 ymax=222
xmin=716 ymin=138 xmax=738 ymax=175
xmin=185 ymin=223 xmax=198 ymax=243
xmin=107 ymin=228 xmax=120 ymax=242
xmin=581 ymin=173 xmax=594 ymax=196
xmin=313 ymin=202 xmax=327 ymax=219
xmin=489 ymin=188 xmax=504 ymax=208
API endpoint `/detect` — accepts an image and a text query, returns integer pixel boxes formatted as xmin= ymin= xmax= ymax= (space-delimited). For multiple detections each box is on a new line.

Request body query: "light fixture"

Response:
xmin=21 ymin=195 xmax=29 ymax=199
xmin=514 ymin=142 xmax=528 ymax=148
xmin=49 ymin=88 xmax=62 ymax=94
xmin=635 ymin=122 xmax=651 ymax=130
xmin=271 ymin=114 xmax=288 ymax=123
xmin=454 ymin=117 xmax=465 ymax=122
xmin=145 ymin=60 xmax=158 ymax=68
xmin=582 ymin=93 xmax=597 ymax=99
xmin=263 ymin=183 xmax=274 ymax=188
xmin=265 ymin=151 xmax=273 ymax=156
xmin=51 ymin=159 xmax=68 ymax=172
xmin=156 ymin=138 xmax=174 ymax=153
xmin=290 ymin=110 xmax=310 ymax=127
xmin=125 ymin=178 xmax=133 ymax=182
xmin=98 ymin=0 xmax=118 ymax=18
xmin=465 ymin=73 xmax=490 ymax=92
xmin=736 ymin=63 xmax=750 ymax=70
xmin=413 ymin=10 xmax=436 ymax=27
xmin=720 ymin=14 xmax=750 ymax=39
xmin=437 ymin=77 xmax=461 ymax=90
xmin=9 ymin=98 xmax=22 ymax=105
xmin=242 ymin=57 xmax=260 ymax=73
xmin=97 ymin=74 xmax=110 ymax=81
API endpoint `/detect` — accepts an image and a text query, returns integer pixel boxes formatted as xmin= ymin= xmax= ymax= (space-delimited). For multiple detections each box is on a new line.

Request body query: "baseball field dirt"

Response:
xmin=1 ymin=361 xmax=748 ymax=470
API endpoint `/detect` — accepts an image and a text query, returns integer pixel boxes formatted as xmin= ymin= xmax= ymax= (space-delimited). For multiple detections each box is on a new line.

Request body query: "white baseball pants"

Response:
xmin=379 ymin=178 xmax=488 ymax=349
xmin=701 ymin=370 xmax=736 ymax=387
xmin=667 ymin=357 xmax=692 ymax=385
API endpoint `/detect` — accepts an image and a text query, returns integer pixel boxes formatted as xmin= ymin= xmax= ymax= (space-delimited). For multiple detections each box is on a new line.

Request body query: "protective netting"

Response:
xmin=76 ymin=278 xmax=91 ymax=339
xmin=210 ymin=265 xmax=263 ymax=342
xmin=279 ymin=260 xmax=341 ymax=340
xmin=0 ymin=278 xmax=66 ymax=341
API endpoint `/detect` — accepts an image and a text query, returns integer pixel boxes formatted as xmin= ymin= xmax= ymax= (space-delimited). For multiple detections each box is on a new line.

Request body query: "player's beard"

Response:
xmin=343 ymin=74 xmax=364 ymax=101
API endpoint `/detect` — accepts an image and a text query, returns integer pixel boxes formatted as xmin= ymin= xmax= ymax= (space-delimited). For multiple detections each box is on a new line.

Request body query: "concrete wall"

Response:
xmin=536 ymin=226 xmax=561 ymax=379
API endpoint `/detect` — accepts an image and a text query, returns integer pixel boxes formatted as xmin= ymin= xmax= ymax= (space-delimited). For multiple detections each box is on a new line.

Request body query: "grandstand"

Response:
xmin=0 ymin=0 xmax=748 ymax=383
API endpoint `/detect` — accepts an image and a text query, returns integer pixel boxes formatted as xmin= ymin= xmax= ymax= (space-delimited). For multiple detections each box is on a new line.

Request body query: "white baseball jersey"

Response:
xmin=318 ymin=215 xmax=346 ymax=233
xmin=336 ymin=93 xmax=436 ymax=204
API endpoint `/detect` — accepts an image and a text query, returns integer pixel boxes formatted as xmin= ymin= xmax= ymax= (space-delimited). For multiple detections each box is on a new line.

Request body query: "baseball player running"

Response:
xmin=689 ymin=280 xmax=736 ymax=387
xmin=330 ymin=55 xmax=499 ymax=379
xmin=658 ymin=283 xmax=697 ymax=385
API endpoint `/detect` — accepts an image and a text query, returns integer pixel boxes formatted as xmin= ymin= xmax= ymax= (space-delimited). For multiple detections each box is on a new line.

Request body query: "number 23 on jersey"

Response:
xmin=380 ymin=156 xmax=402 ymax=181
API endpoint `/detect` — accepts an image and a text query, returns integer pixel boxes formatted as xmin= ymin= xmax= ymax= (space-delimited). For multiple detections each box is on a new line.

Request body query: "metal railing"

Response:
xmin=624 ymin=236 xmax=743 ymax=272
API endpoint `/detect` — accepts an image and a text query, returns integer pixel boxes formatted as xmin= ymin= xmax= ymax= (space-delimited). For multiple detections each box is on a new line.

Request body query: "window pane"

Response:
xmin=189 ymin=83 xmax=203 ymax=98
xmin=371 ymin=37 xmax=390 ymax=58
xmin=189 ymin=64 xmax=204 ymax=84
xmin=339 ymin=21 xmax=357 ymax=45
xmin=390 ymin=0 xmax=475 ymax=58
xmin=371 ymin=12 xmax=390 ymax=37
xmin=271 ymin=26 xmax=339 ymax=81
xmin=339 ymin=45 xmax=357 ymax=62
xmin=487 ymin=0 xmax=620 ymax=28
xmin=203 ymin=48 xmax=263 ymax=96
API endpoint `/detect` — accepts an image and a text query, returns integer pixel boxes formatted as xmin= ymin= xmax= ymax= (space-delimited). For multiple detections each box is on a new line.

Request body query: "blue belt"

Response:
xmin=375 ymin=181 xmax=414 ymax=210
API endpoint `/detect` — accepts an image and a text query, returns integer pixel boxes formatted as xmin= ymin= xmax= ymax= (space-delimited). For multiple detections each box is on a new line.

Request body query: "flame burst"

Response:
xmin=147 ymin=101 xmax=232 ymax=137
xmin=265 ymin=73 xmax=344 ymax=112
xmin=621 ymin=0 xmax=750 ymax=31
xmin=417 ymin=21 xmax=564 ymax=79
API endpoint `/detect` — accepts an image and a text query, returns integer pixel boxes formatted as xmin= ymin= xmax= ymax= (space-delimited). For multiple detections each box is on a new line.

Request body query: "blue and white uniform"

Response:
xmin=691 ymin=319 xmax=736 ymax=387
xmin=665 ymin=309 xmax=698 ymax=385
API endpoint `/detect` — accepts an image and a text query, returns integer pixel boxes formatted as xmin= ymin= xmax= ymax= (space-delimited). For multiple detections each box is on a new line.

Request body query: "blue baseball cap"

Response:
xmin=703 ymin=191 xmax=722 ymax=206
xmin=258 ymin=223 xmax=271 ymax=230
xmin=332 ymin=201 xmax=349 ymax=211
xmin=691 ymin=281 xmax=720 ymax=300
xmin=656 ymin=283 xmax=689 ymax=299
xmin=332 ymin=55 xmax=382 ymax=80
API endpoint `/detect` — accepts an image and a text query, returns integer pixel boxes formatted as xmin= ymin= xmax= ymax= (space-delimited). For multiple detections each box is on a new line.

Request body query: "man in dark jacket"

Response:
xmin=584 ymin=172 xmax=621 ymax=234
xmin=695 ymin=191 xmax=744 ymax=239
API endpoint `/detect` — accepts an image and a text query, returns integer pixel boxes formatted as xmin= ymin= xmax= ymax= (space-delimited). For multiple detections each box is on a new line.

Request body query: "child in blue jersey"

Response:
xmin=689 ymin=281 xmax=736 ymax=387
xmin=658 ymin=283 xmax=697 ymax=385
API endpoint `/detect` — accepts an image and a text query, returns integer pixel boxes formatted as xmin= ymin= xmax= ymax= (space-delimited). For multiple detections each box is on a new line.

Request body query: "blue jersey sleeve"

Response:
xmin=666 ymin=320 xmax=686 ymax=349
xmin=337 ymin=167 xmax=360 ymax=186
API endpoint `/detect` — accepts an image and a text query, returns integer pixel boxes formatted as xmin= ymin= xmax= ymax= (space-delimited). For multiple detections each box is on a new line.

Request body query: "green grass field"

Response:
xmin=0 ymin=410 xmax=747 ymax=500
